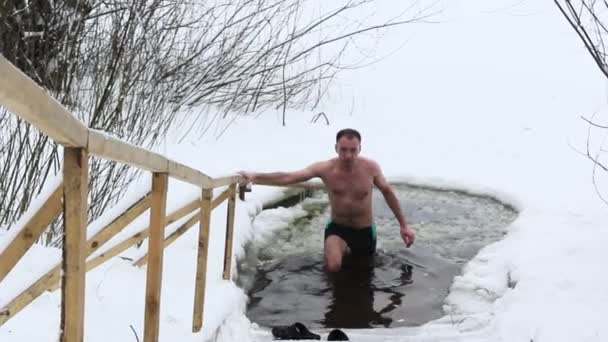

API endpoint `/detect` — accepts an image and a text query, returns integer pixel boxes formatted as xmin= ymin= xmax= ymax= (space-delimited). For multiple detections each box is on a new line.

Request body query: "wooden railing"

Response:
xmin=0 ymin=54 xmax=240 ymax=342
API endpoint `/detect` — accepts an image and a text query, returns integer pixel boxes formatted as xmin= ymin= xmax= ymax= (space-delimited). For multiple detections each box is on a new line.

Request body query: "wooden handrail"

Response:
xmin=0 ymin=53 xmax=245 ymax=339
xmin=210 ymin=175 xmax=241 ymax=188
xmin=87 ymin=130 xmax=167 ymax=173
xmin=0 ymin=55 xmax=240 ymax=190
xmin=0 ymin=56 xmax=88 ymax=147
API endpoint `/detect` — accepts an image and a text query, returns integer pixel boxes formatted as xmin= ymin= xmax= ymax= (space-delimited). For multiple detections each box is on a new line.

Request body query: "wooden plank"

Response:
xmin=211 ymin=187 xmax=232 ymax=210
xmin=2 ymin=194 xmax=195 ymax=327
xmin=1 ymin=52 xmax=231 ymax=192
xmin=0 ymin=183 xmax=63 ymax=282
xmin=167 ymin=160 xmax=212 ymax=188
xmin=87 ymin=192 xmax=151 ymax=255
xmin=88 ymin=130 xmax=212 ymax=188
xmin=86 ymin=230 xmax=149 ymax=272
xmin=2 ymin=224 xmax=149 ymax=327
xmin=192 ymin=188 xmax=213 ymax=332
xmin=61 ymin=148 xmax=88 ymax=342
xmin=0 ymin=264 xmax=61 ymax=325
xmin=223 ymin=185 xmax=237 ymax=280
xmin=0 ymin=54 xmax=238 ymax=194
xmin=88 ymin=130 xmax=168 ymax=173
xmin=133 ymin=213 xmax=199 ymax=267
xmin=2 ymin=211 xmax=155 ymax=328
xmin=0 ymin=56 xmax=89 ymax=147
xmin=208 ymin=175 xmax=240 ymax=189
xmin=2 ymin=193 xmax=155 ymax=326
xmin=143 ymin=173 xmax=168 ymax=342
xmin=1 ymin=201 xmax=150 ymax=327
xmin=154 ymin=214 xmax=198 ymax=254
xmin=0 ymin=220 xmax=139 ymax=327
xmin=88 ymin=198 xmax=199 ymax=271
xmin=164 ymin=199 xmax=201 ymax=227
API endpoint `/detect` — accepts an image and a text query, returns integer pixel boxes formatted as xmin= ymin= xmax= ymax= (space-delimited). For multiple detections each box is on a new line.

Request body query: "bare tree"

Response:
xmin=555 ymin=0 xmax=608 ymax=203
xmin=0 ymin=0 xmax=437 ymax=243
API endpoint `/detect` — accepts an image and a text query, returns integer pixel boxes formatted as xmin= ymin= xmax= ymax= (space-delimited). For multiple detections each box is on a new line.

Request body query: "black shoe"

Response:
xmin=271 ymin=322 xmax=321 ymax=340
xmin=327 ymin=329 xmax=349 ymax=341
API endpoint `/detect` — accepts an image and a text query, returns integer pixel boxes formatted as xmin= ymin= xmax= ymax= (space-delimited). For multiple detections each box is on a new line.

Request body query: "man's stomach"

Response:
xmin=330 ymin=206 xmax=373 ymax=228
xmin=327 ymin=194 xmax=373 ymax=226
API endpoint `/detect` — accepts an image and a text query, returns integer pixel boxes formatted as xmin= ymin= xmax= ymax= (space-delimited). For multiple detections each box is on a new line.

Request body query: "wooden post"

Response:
xmin=143 ymin=173 xmax=168 ymax=342
xmin=223 ymin=185 xmax=236 ymax=280
xmin=0 ymin=182 xmax=63 ymax=282
xmin=61 ymin=148 xmax=88 ymax=342
xmin=192 ymin=188 xmax=212 ymax=332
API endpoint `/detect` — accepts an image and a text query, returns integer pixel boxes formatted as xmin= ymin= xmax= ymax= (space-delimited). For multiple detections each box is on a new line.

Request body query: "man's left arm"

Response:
xmin=372 ymin=162 xmax=415 ymax=247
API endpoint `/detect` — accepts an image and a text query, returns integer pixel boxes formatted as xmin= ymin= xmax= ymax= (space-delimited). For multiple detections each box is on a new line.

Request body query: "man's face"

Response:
xmin=335 ymin=136 xmax=361 ymax=165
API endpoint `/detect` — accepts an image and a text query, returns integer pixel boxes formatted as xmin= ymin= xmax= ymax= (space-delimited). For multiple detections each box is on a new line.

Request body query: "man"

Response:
xmin=239 ymin=128 xmax=415 ymax=272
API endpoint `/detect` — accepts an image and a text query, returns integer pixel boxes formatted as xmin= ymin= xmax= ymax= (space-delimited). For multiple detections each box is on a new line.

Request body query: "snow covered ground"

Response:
xmin=2 ymin=0 xmax=608 ymax=341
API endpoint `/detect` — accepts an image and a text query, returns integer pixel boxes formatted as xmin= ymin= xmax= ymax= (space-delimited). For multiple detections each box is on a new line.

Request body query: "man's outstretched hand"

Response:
xmin=400 ymin=226 xmax=415 ymax=247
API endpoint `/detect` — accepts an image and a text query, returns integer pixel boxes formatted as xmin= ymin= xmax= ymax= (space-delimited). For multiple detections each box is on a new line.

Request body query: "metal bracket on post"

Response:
xmin=238 ymin=183 xmax=251 ymax=201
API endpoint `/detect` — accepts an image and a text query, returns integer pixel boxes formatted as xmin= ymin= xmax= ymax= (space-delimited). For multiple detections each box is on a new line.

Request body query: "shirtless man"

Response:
xmin=239 ymin=128 xmax=415 ymax=272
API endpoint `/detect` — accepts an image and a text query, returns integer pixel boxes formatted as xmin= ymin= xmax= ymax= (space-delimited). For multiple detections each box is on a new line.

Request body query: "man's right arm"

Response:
xmin=240 ymin=162 xmax=322 ymax=186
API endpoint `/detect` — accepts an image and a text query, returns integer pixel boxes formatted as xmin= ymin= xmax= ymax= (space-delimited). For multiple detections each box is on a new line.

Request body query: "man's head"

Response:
xmin=335 ymin=128 xmax=361 ymax=166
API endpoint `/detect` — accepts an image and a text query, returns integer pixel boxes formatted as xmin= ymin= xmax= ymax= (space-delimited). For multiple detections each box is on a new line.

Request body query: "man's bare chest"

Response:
xmin=324 ymin=171 xmax=373 ymax=199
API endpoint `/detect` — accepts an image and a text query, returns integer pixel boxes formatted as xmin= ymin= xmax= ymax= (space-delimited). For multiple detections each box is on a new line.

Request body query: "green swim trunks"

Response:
xmin=324 ymin=221 xmax=377 ymax=257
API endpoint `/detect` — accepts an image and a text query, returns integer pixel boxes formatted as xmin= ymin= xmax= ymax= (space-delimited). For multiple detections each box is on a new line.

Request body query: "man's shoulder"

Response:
xmin=358 ymin=156 xmax=380 ymax=168
xmin=308 ymin=158 xmax=334 ymax=172
xmin=315 ymin=158 xmax=338 ymax=165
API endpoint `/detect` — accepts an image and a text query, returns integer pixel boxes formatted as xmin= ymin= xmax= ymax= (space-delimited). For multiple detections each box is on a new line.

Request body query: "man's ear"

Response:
xmin=335 ymin=144 xmax=338 ymax=153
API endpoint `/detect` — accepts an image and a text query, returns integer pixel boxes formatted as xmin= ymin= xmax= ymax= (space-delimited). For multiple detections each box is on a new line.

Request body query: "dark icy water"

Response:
xmin=237 ymin=184 xmax=517 ymax=329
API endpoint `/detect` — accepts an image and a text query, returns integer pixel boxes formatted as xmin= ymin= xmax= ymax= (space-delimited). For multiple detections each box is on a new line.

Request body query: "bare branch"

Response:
xmin=0 ymin=0 xmax=435 ymax=243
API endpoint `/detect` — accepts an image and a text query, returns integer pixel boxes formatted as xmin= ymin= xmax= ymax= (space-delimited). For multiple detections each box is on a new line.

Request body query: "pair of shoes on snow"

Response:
xmin=327 ymin=329 xmax=349 ymax=341
xmin=272 ymin=322 xmax=320 ymax=340
xmin=271 ymin=323 xmax=349 ymax=341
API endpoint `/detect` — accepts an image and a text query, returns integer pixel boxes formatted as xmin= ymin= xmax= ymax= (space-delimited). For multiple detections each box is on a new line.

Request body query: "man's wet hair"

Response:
xmin=336 ymin=128 xmax=361 ymax=143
